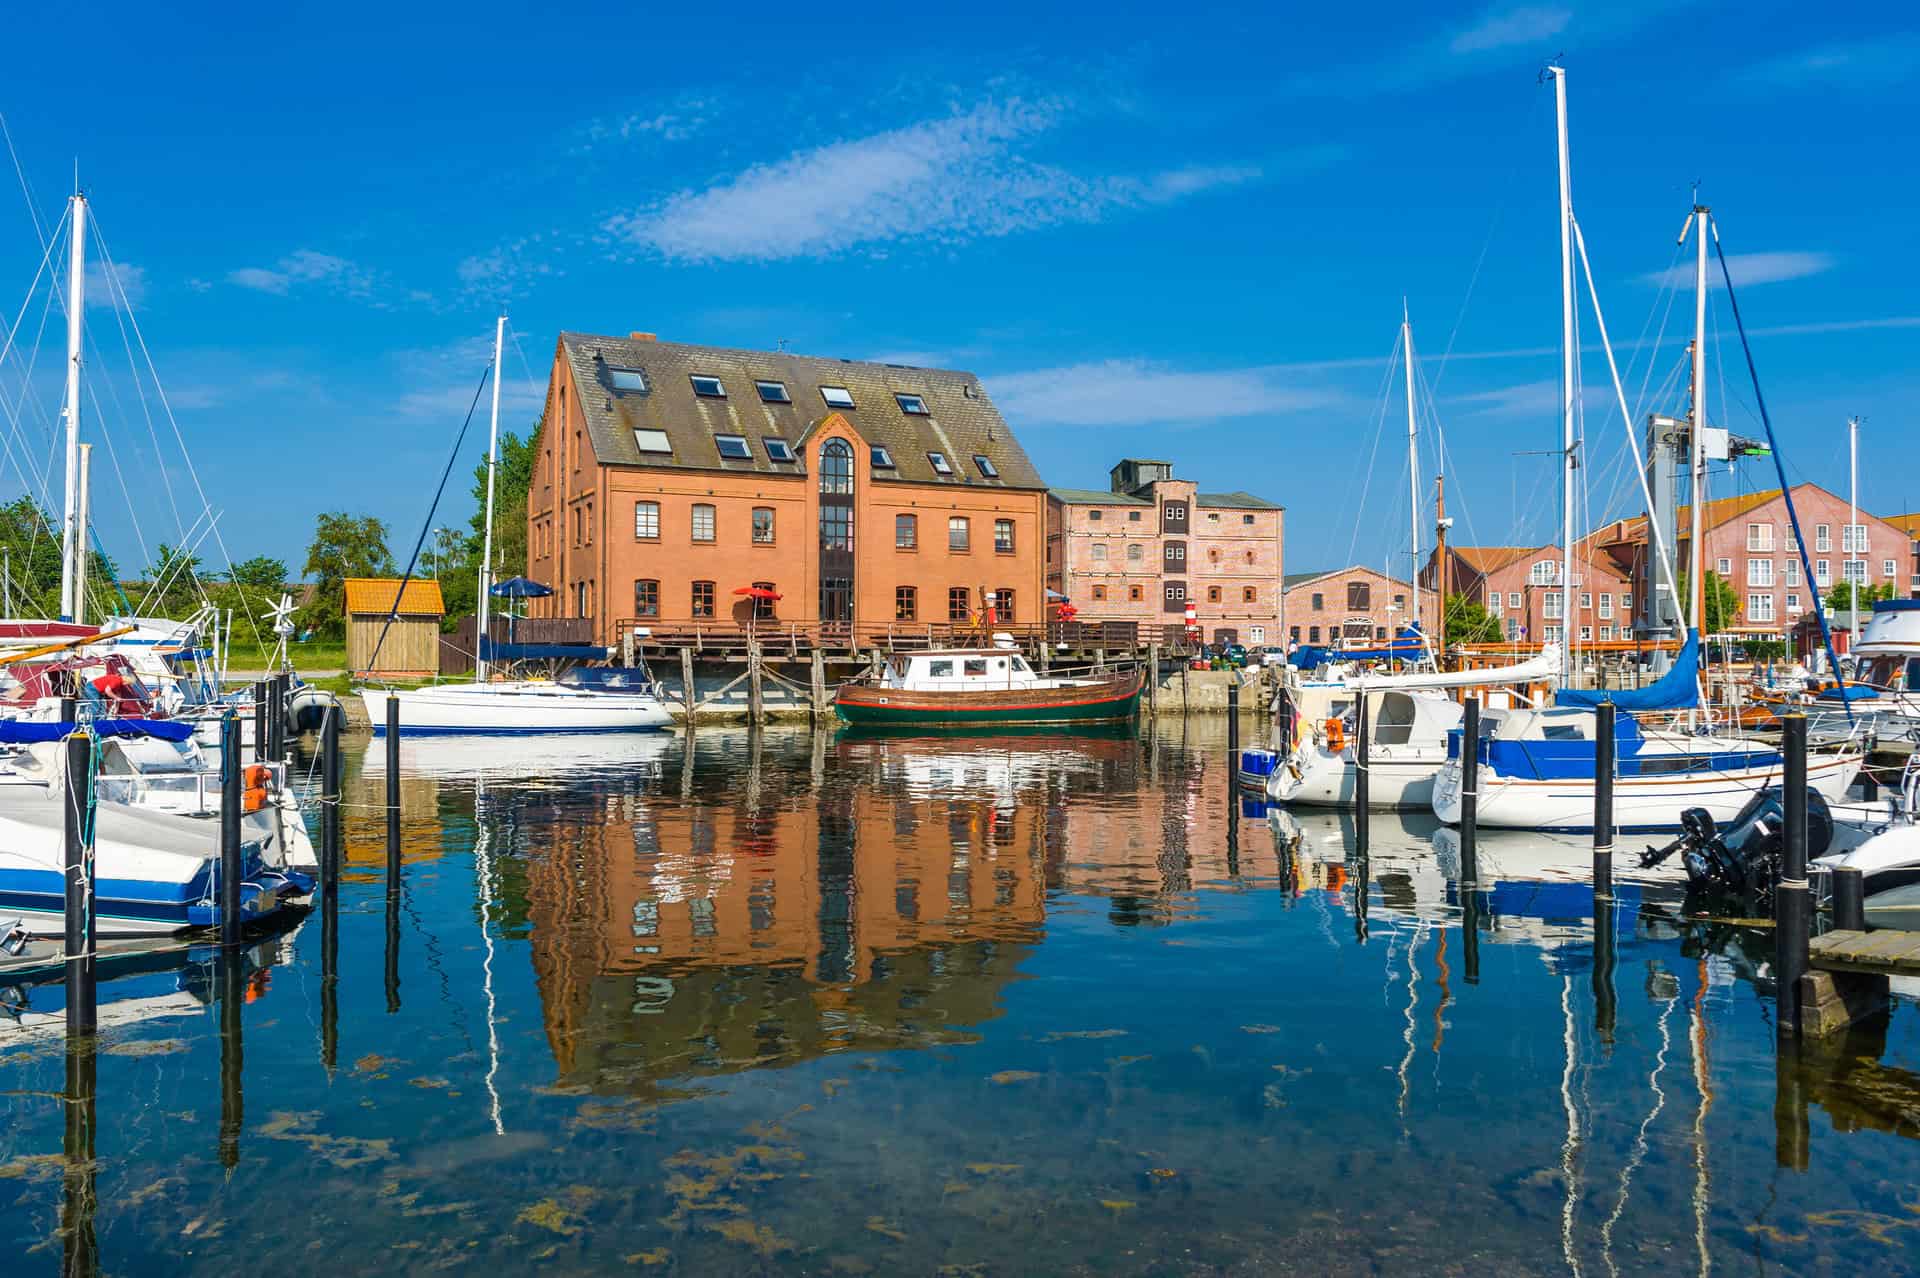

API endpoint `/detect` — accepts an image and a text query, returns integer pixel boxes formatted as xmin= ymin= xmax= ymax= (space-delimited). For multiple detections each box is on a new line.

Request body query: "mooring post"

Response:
xmin=1095 ymin=646 xmax=1106 ymax=674
xmin=319 ymin=702 xmax=341 ymax=886
xmin=1860 ymin=768 xmax=1878 ymax=803
xmin=220 ymin=710 xmax=243 ymax=947
xmin=385 ymin=695 xmax=401 ymax=890
xmin=58 ymin=695 xmax=76 ymax=724
xmin=1227 ymin=675 xmax=1241 ymax=796
xmin=1460 ymin=696 xmax=1480 ymax=880
xmin=253 ymin=680 xmax=269 ymax=763
xmin=1593 ymin=700 xmax=1615 ymax=902
xmin=1593 ymin=895 xmax=1617 ymax=1043
xmin=1354 ymin=691 xmax=1371 ymax=850
xmin=266 ymin=674 xmax=284 ymax=763
xmin=1180 ymin=660 xmax=1190 ymax=716
xmin=60 ymin=991 xmax=99 ymax=1274
xmin=811 ymin=647 xmax=826 ymax=721
xmin=1776 ymin=713 xmax=1811 ymax=1038
xmin=1833 ymin=866 xmax=1867 ymax=932
xmin=1460 ymin=882 xmax=1481 ymax=985
xmin=217 ymin=938 xmax=245 ymax=1170
xmin=63 ymin=729 xmax=97 ymax=1039
xmin=680 ymin=647 xmax=696 ymax=726
xmin=1147 ymin=641 xmax=1160 ymax=718
xmin=748 ymin=641 xmax=765 ymax=725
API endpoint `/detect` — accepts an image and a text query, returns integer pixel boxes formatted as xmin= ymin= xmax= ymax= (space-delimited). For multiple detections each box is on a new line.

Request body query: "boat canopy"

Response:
xmin=1349 ymin=644 xmax=1561 ymax=691
xmin=1327 ymin=625 xmax=1428 ymax=662
xmin=479 ymin=638 xmax=611 ymax=662
xmin=1558 ymin=629 xmax=1700 ymax=712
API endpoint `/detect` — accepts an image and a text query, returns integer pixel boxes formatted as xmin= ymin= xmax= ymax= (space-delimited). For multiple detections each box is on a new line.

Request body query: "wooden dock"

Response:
xmin=1809 ymin=928 xmax=1920 ymax=975
xmin=1796 ymin=928 xmax=1920 ymax=1037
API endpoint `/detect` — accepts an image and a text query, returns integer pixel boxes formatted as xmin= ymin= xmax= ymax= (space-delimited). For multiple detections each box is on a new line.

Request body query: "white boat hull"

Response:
xmin=360 ymin=682 xmax=673 ymax=736
xmin=1432 ymin=749 xmax=1862 ymax=832
xmin=1265 ymin=744 xmax=1446 ymax=810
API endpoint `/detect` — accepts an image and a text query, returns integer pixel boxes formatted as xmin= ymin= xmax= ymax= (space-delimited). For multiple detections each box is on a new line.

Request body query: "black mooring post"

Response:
xmin=1776 ymin=714 xmax=1811 ymax=1038
xmin=60 ymin=1013 xmax=98 ymax=1277
xmin=384 ymin=882 xmax=402 ymax=1015
xmin=252 ymin=680 xmax=268 ymax=763
xmin=1460 ymin=697 xmax=1480 ymax=882
xmin=1860 ymin=768 xmax=1879 ymax=803
xmin=1773 ymin=1041 xmax=1810 ymax=1173
xmin=217 ymin=940 xmax=244 ymax=1171
xmin=1593 ymin=896 xmax=1618 ymax=1044
xmin=220 ymin=711 xmax=243 ymax=947
xmin=1277 ymin=681 xmax=1294 ymax=756
xmin=1460 ymin=884 xmax=1481 ymax=985
xmin=1227 ymin=676 xmax=1241 ymax=801
xmin=1594 ymin=701 xmax=1616 ymax=902
xmin=385 ymin=695 xmax=401 ymax=888
xmin=62 ymin=730 xmax=96 ymax=1040
xmin=1833 ymin=866 xmax=1867 ymax=932
xmin=58 ymin=695 xmax=76 ymax=724
xmin=319 ymin=703 xmax=341 ymax=889
xmin=1354 ymin=692 xmax=1370 ymax=850
xmin=268 ymin=673 xmax=286 ymax=763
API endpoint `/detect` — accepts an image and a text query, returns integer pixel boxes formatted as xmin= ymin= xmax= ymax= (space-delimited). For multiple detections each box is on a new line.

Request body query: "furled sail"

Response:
xmin=1557 ymin=629 xmax=1699 ymax=712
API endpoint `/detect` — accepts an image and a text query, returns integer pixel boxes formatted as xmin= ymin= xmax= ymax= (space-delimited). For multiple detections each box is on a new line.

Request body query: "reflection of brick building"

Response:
xmin=1281 ymin=566 xmax=1417 ymax=646
xmin=1046 ymin=459 xmax=1283 ymax=644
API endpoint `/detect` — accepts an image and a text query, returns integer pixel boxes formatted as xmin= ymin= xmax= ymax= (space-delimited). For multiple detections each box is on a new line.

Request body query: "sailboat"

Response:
xmin=1429 ymin=65 xmax=1861 ymax=832
xmin=359 ymin=314 xmax=672 ymax=736
xmin=1264 ymin=309 xmax=1560 ymax=809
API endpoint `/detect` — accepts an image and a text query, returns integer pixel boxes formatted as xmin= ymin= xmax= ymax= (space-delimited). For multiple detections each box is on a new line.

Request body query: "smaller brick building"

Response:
xmin=1046 ymin=459 xmax=1283 ymax=645
xmin=1281 ymin=566 xmax=1421 ymax=646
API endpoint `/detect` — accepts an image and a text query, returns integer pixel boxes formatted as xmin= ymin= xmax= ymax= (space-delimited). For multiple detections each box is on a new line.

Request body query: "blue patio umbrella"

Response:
xmin=490 ymin=576 xmax=553 ymax=598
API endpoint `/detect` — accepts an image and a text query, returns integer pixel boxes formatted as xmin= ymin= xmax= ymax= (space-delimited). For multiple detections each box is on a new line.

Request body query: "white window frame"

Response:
xmin=1816 ymin=559 xmax=1831 ymax=584
xmin=1715 ymin=557 xmax=1732 ymax=576
xmin=1815 ymin=524 xmax=1831 ymax=552
xmin=820 ymin=385 xmax=856 ymax=409
xmin=609 ymin=366 xmax=647 ymax=392
xmin=1748 ymin=593 xmax=1776 ymax=623
xmin=1598 ymin=593 xmax=1612 ymax=618
xmin=1508 ymin=591 xmax=1521 ymax=610
xmin=1746 ymin=523 xmax=1772 ymax=552
xmin=1784 ymin=558 xmax=1799 ymax=585
xmin=1748 ymin=559 xmax=1773 ymax=586
xmin=689 ymin=374 xmax=726 ymax=398
xmin=1844 ymin=523 xmax=1868 ymax=553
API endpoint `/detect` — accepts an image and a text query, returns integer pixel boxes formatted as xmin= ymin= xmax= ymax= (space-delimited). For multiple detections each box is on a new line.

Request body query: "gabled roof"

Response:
xmin=1883 ymin=512 xmax=1920 ymax=536
xmin=1196 ymin=491 xmax=1282 ymax=510
xmin=1282 ymin=565 xmax=1411 ymax=590
xmin=344 ymin=577 xmax=445 ymax=616
xmin=557 ymin=333 xmax=1045 ymax=489
xmin=1444 ymin=545 xmax=1536 ymax=575
xmin=1048 ymin=487 xmax=1152 ymax=505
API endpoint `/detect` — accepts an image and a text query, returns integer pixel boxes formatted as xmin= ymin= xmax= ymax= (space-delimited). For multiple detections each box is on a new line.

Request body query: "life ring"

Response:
xmin=1323 ymin=717 xmax=1346 ymax=752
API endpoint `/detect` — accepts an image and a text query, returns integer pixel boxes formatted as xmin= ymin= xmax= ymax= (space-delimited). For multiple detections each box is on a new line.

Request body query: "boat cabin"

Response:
xmin=882 ymin=649 xmax=1045 ymax=692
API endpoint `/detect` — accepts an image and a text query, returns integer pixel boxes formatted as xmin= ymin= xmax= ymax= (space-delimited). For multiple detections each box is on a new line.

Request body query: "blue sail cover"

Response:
xmin=0 ymin=718 xmax=195 ymax=744
xmin=1557 ymin=629 xmax=1700 ymax=712
xmin=1324 ymin=625 xmax=1428 ymax=663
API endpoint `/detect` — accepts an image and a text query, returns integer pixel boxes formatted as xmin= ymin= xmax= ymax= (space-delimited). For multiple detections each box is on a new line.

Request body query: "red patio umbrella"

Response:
xmin=732 ymin=586 xmax=782 ymax=600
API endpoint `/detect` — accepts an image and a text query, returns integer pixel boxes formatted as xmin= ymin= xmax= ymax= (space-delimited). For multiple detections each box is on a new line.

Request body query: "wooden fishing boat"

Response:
xmin=833 ymin=649 xmax=1144 ymax=727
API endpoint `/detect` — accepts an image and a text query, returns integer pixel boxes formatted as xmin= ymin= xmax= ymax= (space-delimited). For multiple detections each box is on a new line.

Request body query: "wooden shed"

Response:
xmin=345 ymin=577 xmax=447 ymax=677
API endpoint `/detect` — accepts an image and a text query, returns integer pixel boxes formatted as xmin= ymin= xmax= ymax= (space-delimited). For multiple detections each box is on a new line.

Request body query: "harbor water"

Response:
xmin=4 ymin=723 xmax=1919 ymax=1273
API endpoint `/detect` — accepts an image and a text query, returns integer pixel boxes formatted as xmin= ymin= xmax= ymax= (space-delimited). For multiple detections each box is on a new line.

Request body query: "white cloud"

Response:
xmin=1450 ymin=5 xmax=1572 ymax=54
xmin=1641 ymin=250 xmax=1835 ymax=289
xmin=84 ymin=260 xmax=147 ymax=309
xmin=988 ymin=359 xmax=1335 ymax=428
xmin=1743 ymin=33 xmax=1920 ymax=86
xmin=394 ymin=332 xmax=547 ymax=423
xmin=227 ymin=249 xmax=378 ymax=299
xmin=607 ymin=98 xmax=1266 ymax=263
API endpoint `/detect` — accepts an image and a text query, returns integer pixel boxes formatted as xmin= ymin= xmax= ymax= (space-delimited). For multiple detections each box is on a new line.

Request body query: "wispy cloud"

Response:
xmin=84 ymin=260 xmax=147 ymax=309
xmin=988 ymin=359 xmax=1337 ymax=428
xmin=394 ymin=333 xmax=546 ymax=423
xmin=1641 ymin=250 xmax=1835 ymax=289
xmin=606 ymin=98 xmax=1272 ymax=263
xmin=228 ymin=249 xmax=382 ymax=300
xmin=1741 ymin=32 xmax=1920 ymax=86
xmin=570 ymin=96 xmax=716 ymax=154
xmin=1450 ymin=4 xmax=1572 ymax=54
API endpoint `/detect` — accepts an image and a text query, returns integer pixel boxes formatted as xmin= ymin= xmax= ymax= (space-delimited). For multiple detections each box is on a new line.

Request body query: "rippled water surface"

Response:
xmin=4 ymin=723 xmax=1919 ymax=1274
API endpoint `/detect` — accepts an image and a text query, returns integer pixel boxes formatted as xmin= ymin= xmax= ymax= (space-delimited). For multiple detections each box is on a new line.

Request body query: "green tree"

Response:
xmin=301 ymin=512 xmax=393 ymax=638
xmin=143 ymin=542 xmax=204 ymax=614
xmin=0 ymin=497 xmax=67 ymax=614
xmin=438 ymin=415 xmax=543 ymax=632
xmin=228 ymin=556 xmax=289 ymax=592
xmin=1443 ymin=593 xmax=1502 ymax=645
xmin=1674 ymin=569 xmax=1742 ymax=634
xmin=1825 ymin=580 xmax=1895 ymax=617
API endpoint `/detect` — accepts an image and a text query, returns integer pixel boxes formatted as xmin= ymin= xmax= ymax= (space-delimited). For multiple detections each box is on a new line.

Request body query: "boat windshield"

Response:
xmin=559 ymin=665 xmax=653 ymax=690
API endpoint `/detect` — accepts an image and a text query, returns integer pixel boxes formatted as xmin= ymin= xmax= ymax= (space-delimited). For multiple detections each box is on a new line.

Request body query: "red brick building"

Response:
xmin=1045 ymin=459 xmax=1283 ymax=645
xmin=1426 ymin=544 xmax=1635 ymax=645
xmin=526 ymin=334 xmax=1047 ymax=643
xmin=1281 ymin=566 xmax=1417 ymax=646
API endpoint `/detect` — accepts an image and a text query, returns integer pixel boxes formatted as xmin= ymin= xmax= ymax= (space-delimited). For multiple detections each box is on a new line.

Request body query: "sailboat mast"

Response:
xmin=475 ymin=312 xmax=505 ymax=684
xmin=1403 ymin=305 xmax=1421 ymax=648
xmin=59 ymin=192 xmax=87 ymax=622
xmin=1689 ymin=205 xmax=1709 ymax=634
xmin=1848 ymin=415 xmax=1859 ymax=648
xmin=74 ymin=444 xmax=91 ymax=624
xmin=1551 ymin=66 xmax=1575 ymax=676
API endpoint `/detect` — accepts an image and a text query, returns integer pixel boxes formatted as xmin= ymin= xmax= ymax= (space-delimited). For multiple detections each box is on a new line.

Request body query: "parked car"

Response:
xmin=1221 ymin=643 xmax=1249 ymax=668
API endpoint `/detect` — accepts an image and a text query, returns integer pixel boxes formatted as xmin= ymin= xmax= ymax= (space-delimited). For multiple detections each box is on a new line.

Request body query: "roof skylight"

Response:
xmin=820 ymin=386 xmax=855 ymax=409
xmin=690 ymin=375 xmax=726 ymax=398
xmin=927 ymin=452 xmax=953 ymax=476
xmin=714 ymin=434 xmax=752 ymax=460
xmin=973 ymin=454 xmax=999 ymax=479
xmin=895 ymin=393 xmax=928 ymax=415
xmin=763 ymin=438 xmax=796 ymax=463
xmin=608 ymin=367 xmax=648 ymax=392
xmin=755 ymin=380 xmax=790 ymax=404
xmin=634 ymin=429 xmax=673 ymax=454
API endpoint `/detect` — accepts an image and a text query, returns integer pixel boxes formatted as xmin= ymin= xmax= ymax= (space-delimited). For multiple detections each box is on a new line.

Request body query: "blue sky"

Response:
xmin=2 ymin=1 xmax=1916 ymax=586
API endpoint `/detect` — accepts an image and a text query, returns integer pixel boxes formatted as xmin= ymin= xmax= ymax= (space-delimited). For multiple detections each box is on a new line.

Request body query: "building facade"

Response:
xmin=1281 ymin=566 xmax=1417 ymax=646
xmin=1428 ymin=544 xmax=1635 ymax=645
xmin=1583 ymin=484 xmax=1914 ymax=636
xmin=526 ymin=334 xmax=1047 ymax=643
xmin=1046 ymin=459 xmax=1283 ymax=645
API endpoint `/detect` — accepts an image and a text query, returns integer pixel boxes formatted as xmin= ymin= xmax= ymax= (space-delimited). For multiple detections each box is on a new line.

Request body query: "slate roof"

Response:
xmin=1445 ymin=545 xmax=1538 ymax=575
xmin=344 ymin=577 xmax=445 ymax=616
xmin=1048 ymin=487 xmax=1152 ymax=505
xmin=1196 ymin=491 xmax=1281 ymax=510
xmin=558 ymin=333 xmax=1045 ymax=490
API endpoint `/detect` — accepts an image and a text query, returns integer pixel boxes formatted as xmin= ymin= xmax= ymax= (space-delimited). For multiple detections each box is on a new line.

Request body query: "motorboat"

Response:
xmin=1264 ymin=643 xmax=1560 ymax=810
xmin=833 ymin=647 xmax=1143 ymax=727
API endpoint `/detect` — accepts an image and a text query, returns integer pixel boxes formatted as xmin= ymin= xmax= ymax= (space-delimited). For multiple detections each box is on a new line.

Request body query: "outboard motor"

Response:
xmin=1640 ymin=787 xmax=1834 ymax=904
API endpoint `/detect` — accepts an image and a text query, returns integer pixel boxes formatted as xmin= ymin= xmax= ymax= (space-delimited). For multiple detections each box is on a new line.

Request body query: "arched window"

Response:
xmin=820 ymin=439 xmax=853 ymax=494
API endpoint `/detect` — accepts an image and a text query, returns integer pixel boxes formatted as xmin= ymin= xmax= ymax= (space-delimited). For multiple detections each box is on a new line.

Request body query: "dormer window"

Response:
xmin=871 ymin=445 xmax=895 ymax=469
xmin=714 ymin=434 xmax=752 ymax=460
xmin=820 ymin=386 xmax=855 ymax=409
xmin=973 ymin=454 xmax=999 ymax=479
xmin=608 ymin=367 xmax=647 ymax=392
xmin=927 ymin=452 xmax=954 ymax=476
xmin=895 ymin=393 xmax=928 ymax=415
xmin=690 ymin=375 xmax=726 ymax=398
xmin=755 ymin=380 xmax=790 ymax=404
xmin=634 ymin=429 xmax=672 ymax=454
xmin=763 ymin=437 xmax=796 ymax=463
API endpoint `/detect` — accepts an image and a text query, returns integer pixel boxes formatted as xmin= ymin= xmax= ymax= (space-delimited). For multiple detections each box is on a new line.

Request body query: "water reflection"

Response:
xmin=1 ymin=723 xmax=1917 ymax=1274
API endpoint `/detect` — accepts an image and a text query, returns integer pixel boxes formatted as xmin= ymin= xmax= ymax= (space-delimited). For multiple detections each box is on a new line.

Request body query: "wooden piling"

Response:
xmin=1776 ymin=714 xmax=1811 ymax=1038
xmin=748 ymin=641 xmax=765 ymax=725
xmin=1180 ymin=660 xmax=1190 ymax=715
xmin=680 ymin=647 xmax=696 ymax=726
xmin=219 ymin=711 xmax=243 ymax=947
xmin=63 ymin=729 xmax=96 ymax=1038
xmin=267 ymin=673 xmax=285 ymax=763
xmin=811 ymin=647 xmax=827 ymax=720
xmin=1147 ymin=642 xmax=1159 ymax=718
xmin=1593 ymin=700 xmax=1615 ymax=902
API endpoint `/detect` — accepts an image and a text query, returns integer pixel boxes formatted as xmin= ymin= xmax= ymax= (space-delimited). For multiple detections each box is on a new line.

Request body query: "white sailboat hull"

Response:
xmin=1265 ymin=744 xmax=1447 ymax=810
xmin=361 ymin=682 xmax=672 ymax=736
xmin=1431 ymin=749 xmax=1862 ymax=832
